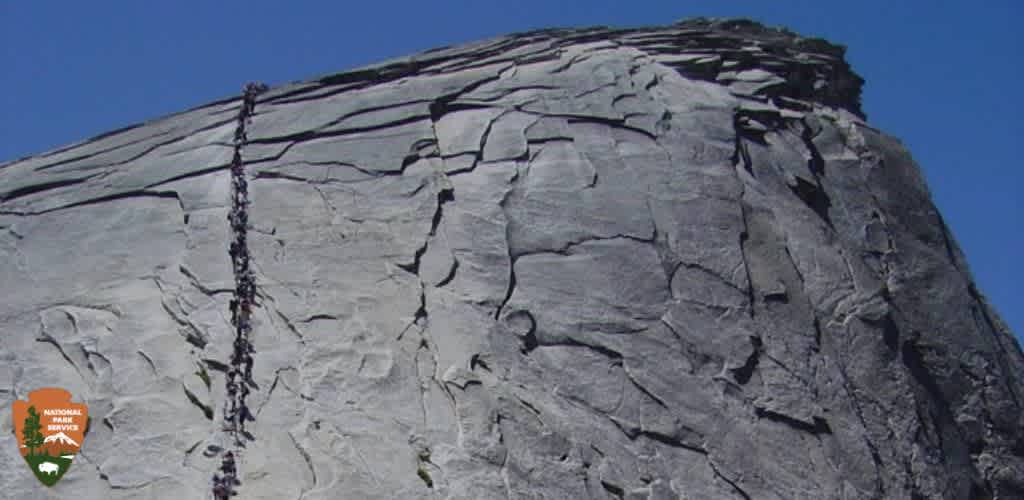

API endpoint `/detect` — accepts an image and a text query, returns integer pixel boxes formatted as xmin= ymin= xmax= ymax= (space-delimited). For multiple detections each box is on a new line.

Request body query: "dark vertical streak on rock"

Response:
xmin=736 ymin=199 xmax=757 ymax=320
xmin=800 ymin=118 xmax=826 ymax=176
xmin=495 ymin=168 xmax=523 ymax=321
xmin=731 ymin=112 xmax=758 ymax=319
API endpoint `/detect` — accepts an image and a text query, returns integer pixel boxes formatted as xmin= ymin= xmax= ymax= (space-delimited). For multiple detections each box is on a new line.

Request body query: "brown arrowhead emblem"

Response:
xmin=12 ymin=388 xmax=88 ymax=487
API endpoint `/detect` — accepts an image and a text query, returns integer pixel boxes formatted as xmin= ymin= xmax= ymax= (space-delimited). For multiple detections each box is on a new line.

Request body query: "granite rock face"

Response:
xmin=1 ymin=18 xmax=1022 ymax=500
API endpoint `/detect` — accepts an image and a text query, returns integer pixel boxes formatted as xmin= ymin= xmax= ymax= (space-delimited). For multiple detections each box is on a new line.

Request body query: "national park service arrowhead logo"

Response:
xmin=12 ymin=388 xmax=88 ymax=487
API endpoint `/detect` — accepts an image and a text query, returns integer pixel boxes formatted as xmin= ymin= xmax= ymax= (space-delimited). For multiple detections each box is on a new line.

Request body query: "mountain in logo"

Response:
xmin=43 ymin=432 xmax=78 ymax=447
xmin=41 ymin=432 xmax=79 ymax=456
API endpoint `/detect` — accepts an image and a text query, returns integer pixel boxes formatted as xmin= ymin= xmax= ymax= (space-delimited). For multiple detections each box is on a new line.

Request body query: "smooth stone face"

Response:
xmin=1 ymin=18 xmax=1021 ymax=500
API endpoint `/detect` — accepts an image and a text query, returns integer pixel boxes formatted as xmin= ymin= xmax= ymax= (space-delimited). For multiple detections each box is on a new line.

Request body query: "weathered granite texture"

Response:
xmin=1 ymin=18 xmax=1021 ymax=500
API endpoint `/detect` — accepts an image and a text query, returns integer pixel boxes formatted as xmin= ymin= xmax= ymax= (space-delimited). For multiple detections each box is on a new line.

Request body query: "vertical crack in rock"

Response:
xmin=731 ymin=124 xmax=758 ymax=318
xmin=495 ymin=167 xmax=524 ymax=322
xmin=212 ymin=81 xmax=267 ymax=500
xmin=800 ymin=118 xmax=826 ymax=176
xmin=788 ymin=118 xmax=834 ymax=227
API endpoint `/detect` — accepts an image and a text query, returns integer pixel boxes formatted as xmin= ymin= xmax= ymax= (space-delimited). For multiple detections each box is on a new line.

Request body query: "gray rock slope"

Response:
xmin=1 ymin=18 xmax=1021 ymax=500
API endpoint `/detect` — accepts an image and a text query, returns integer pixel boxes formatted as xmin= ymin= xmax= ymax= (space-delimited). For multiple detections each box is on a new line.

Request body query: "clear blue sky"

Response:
xmin=2 ymin=1 xmax=1020 ymax=342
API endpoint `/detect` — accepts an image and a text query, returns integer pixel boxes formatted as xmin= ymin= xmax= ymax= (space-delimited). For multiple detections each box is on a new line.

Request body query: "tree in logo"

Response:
xmin=22 ymin=406 xmax=44 ymax=457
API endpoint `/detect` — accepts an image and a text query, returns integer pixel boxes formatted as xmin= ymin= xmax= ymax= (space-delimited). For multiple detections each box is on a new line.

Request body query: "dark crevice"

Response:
xmin=398 ymin=186 xmax=453 ymax=275
xmin=730 ymin=336 xmax=762 ymax=385
xmin=734 ymin=108 xmax=786 ymax=146
xmin=180 ymin=265 xmax=234 ymax=296
xmin=137 ymin=351 xmax=158 ymax=376
xmin=251 ymin=171 xmax=309 ymax=183
xmin=413 ymin=287 xmax=428 ymax=324
xmin=560 ymin=114 xmax=657 ymax=141
xmin=517 ymin=397 xmax=541 ymax=416
xmin=144 ymin=164 xmax=232 ymax=190
xmin=625 ymin=373 xmax=669 ymax=410
xmin=300 ymin=314 xmax=341 ymax=323
xmin=864 ymin=313 xmax=900 ymax=355
xmin=1 ymin=175 xmax=99 ymax=203
xmin=510 ymin=233 xmax=657 ymax=262
xmin=573 ymin=82 xmax=618 ymax=99
xmin=788 ymin=176 xmax=833 ymax=228
xmin=287 ymin=431 xmax=318 ymax=492
xmin=526 ymin=136 xmax=574 ymax=145
xmin=23 ymin=127 xmax=176 ymax=168
xmin=755 ymin=407 xmax=832 ymax=435
xmin=644 ymin=74 xmax=660 ymax=92
xmin=637 ymin=428 xmax=708 ymax=455
xmin=0 ymin=190 xmax=183 ymax=217
xmin=549 ymin=52 xmax=594 ymax=74
xmin=812 ymin=316 xmax=823 ymax=350
xmin=562 ymin=337 xmax=623 ymax=361
xmin=315 ymin=99 xmax=435 ymax=132
xmin=107 ymin=117 xmax=239 ymax=165
xmin=37 ymin=117 xmax=237 ymax=174
xmin=247 ymin=113 xmax=432 ymax=146
xmin=203 ymin=359 xmax=230 ymax=373
xmin=183 ymin=384 xmax=214 ymax=420
xmin=469 ymin=353 xmax=491 ymax=372
xmin=183 ymin=331 xmax=206 ymax=349
xmin=431 ymin=187 xmax=454 ymax=235
xmin=737 ymin=206 xmax=757 ymax=318
xmin=19 ymin=131 xmax=175 ymax=172
xmin=428 ymin=73 xmax=507 ymax=122
xmin=601 ymin=481 xmax=625 ymax=499
xmin=472 ymin=111 xmax=502 ymax=167
xmin=397 ymin=246 xmax=427 ymax=275
xmin=901 ymin=337 xmax=953 ymax=418
xmin=800 ymin=118 xmax=826 ymax=176
xmin=504 ymin=309 xmax=538 ymax=354
xmin=709 ymin=460 xmax=753 ymax=500
xmin=256 ymin=160 xmax=406 ymax=184
xmin=473 ymin=84 xmax=562 ymax=102
xmin=495 ymin=180 xmax=520 ymax=321
xmin=436 ymin=258 xmax=459 ymax=288
xmin=520 ymin=319 xmax=539 ymax=354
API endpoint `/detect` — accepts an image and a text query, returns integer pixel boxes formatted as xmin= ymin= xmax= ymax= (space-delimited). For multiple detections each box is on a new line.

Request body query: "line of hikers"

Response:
xmin=214 ymin=82 xmax=266 ymax=500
